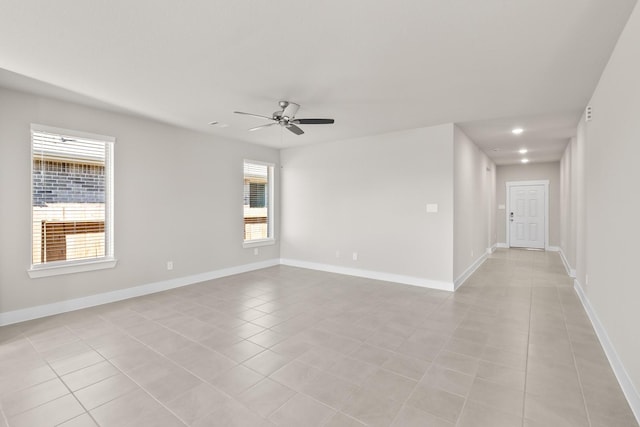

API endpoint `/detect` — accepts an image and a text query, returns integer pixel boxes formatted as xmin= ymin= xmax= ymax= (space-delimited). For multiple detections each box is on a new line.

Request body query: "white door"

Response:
xmin=509 ymin=185 xmax=545 ymax=249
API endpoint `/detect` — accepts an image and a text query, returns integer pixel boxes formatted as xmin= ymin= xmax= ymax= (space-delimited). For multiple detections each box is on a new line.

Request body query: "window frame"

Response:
xmin=27 ymin=124 xmax=117 ymax=278
xmin=242 ymin=159 xmax=275 ymax=248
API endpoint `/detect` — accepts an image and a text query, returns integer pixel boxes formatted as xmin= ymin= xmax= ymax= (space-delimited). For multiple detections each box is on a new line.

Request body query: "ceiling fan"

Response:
xmin=234 ymin=101 xmax=334 ymax=135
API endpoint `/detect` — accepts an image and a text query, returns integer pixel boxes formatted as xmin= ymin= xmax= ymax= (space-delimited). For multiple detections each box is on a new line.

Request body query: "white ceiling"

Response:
xmin=0 ymin=0 xmax=636 ymax=164
xmin=457 ymin=112 xmax=582 ymax=165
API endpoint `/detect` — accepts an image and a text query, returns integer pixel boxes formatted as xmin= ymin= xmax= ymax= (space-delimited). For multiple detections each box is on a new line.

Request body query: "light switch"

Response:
xmin=498 ymin=204 xmax=505 ymax=210
xmin=426 ymin=204 xmax=438 ymax=213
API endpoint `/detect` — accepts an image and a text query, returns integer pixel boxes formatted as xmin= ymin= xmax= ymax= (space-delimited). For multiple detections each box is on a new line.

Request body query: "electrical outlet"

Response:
xmin=167 ymin=261 xmax=173 ymax=270
xmin=471 ymin=250 xmax=474 ymax=257
xmin=336 ymin=250 xmax=340 ymax=258
xmin=254 ymin=248 xmax=259 ymax=255
xmin=352 ymin=252 xmax=358 ymax=261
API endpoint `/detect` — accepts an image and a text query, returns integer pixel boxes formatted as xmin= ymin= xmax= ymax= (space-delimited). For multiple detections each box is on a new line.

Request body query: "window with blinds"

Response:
xmin=243 ymin=160 xmax=274 ymax=244
xmin=31 ymin=125 xmax=114 ymax=269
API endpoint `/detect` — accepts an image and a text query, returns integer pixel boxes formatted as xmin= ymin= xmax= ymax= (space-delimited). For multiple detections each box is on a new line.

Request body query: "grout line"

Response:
xmin=521 ymin=270 xmax=533 ymax=427
xmin=318 ymin=411 xmax=362 ymax=427
xmin=81 ymin=330 xmax=176 ymax=421
xmin=83 ymin=319 xmax=210 ymax=425
xmin=71 ymin=309 xmax=249 ymax=423
xmin=83 ymin=307 xmax=289 ymax=424
xmin=22 ymin=330 xmax=101 ymax=427
xmin=558 ymin=286 xmax=593 ymax=427
xmin=1 ymin=254 xmax=612 ymax=427
xmin=362 ymin=283 xmax=460 ymax=427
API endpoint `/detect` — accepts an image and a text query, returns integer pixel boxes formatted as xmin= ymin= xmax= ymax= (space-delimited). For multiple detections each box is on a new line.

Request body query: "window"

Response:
xmin=29 ymin=124 xmax=116 ymax=277
xmin=243 ymin=160 xmax=274 ymax=247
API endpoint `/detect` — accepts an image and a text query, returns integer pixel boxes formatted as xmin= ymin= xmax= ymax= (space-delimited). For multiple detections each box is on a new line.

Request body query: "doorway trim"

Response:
xmin=505 ymin=180 xmax=550 ymax=250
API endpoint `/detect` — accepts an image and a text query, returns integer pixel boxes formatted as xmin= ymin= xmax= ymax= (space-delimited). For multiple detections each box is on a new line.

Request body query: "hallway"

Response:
xmin=0 ymin=250 xmax=636 ymax=426
xmin=458 ymin=249 xmax=637 ymax=426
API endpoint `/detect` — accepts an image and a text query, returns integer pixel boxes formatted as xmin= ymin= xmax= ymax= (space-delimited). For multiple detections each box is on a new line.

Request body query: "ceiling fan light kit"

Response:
xmin=234 ymin=101 xmax=334 ymax=136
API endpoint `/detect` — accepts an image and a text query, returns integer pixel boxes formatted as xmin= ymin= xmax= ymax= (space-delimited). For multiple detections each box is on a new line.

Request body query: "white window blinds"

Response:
xmin=243 ymin=161 xmax=273 ymax=242
xmin=31 ymin=125 xmax=114 ymax=267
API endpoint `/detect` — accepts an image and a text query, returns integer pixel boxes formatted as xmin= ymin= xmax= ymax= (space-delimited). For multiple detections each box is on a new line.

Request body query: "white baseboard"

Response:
xmin=574 ymin=280 xmax=640 ymax=423
xmin=0 ymin=259 xmax=280 ymax=327
xmin=495 ymin=243 xmax=561 ymax=253
xmin=0 ymin=255 xmax=477 ymax=326
xmin=486 ymin=244 xmax=497 ymax=255
xmin=454 ymin=252 xmax=488 ymax=290
xmin=559 ymin=248 xmax=576 ymax=278
xmin=280 ymin=258 xmax=454 ymax=292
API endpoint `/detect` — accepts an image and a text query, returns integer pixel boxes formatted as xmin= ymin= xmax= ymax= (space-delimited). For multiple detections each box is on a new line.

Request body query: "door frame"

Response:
xmin=505 ymin=180 xmax=550 ymax=250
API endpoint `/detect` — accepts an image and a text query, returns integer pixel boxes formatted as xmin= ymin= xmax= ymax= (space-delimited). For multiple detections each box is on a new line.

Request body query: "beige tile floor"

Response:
xmin=0 ymin=249 xmax=637 ymax=426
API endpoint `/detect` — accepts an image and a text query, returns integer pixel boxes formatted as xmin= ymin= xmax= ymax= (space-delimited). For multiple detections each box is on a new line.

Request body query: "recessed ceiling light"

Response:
xmin=512 ymin=128 xmax=524 ymax=135
xmin=521 ymin=158 xmax=529 ymax=163
xmin=208 ymin=121 xmax=229 ymax=128
xmin=519 ymin=148 xmax=528 ymax=154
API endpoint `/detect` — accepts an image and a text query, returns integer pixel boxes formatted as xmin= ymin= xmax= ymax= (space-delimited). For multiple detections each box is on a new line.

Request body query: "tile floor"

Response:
xmin=0 ymin=249 xmax=637 ymax=426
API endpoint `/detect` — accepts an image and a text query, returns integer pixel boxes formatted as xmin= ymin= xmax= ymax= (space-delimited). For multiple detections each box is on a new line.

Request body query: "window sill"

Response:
xmin=28 ymin=258 xmax=118 ymax=279
xmin=243 ymin=238 xmax=276 ymax=249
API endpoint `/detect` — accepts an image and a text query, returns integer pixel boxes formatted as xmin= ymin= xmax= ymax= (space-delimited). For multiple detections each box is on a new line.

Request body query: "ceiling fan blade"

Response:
xmin=293 ymin=118 xmax=335 ymax=125
xmin=282 ymin=102 xmax=300 ymax=119
xmin=286 ymin=124 xmax=304 ymax=135
xmin=249 ymin=123 xmax=278 ymax=132
xmin=234 ymin=111 xmax=274 ymax=120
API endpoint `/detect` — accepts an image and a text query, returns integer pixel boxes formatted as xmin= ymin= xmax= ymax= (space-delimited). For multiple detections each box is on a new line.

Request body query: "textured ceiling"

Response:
xmin=0 ymin=0 xmax=636 ymax=164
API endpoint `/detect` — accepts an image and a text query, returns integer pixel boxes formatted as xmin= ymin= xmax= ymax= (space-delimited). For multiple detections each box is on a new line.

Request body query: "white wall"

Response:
xmin=574 ymin=118 xmax=588 ymax=288
xmin=577 ymin=0 xmax=640 ymax=409
xmin=560 ymin=138 xmax=575 ymax=272
xmin=280 ymin=125 xmax=455 ymax=286
xmin=0 ymin=87 xmax=280 ymax=314
xmin=453 ymin=126 xmax=496 ymax=281
xmin=560 ymin=129 xmax=585 ymax=277
xmin=495 ymin=162 xmax=561 ymax=247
